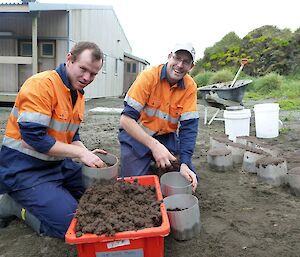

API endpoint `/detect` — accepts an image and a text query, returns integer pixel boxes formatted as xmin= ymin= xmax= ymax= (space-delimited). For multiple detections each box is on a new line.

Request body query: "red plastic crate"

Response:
xmin=65 ymin=175 xmax=170 ymax=257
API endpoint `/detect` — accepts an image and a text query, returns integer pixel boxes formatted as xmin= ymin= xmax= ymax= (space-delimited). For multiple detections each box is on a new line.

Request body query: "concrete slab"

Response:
xmin=88 ymin=106 xmax=123 ymax=115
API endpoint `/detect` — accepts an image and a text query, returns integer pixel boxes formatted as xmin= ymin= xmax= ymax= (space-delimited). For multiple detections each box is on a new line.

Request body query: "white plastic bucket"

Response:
xmin=223 ymin=109 xmax=251 ymax=142
xmin=254 ymin=103 xmax=280 ymax=138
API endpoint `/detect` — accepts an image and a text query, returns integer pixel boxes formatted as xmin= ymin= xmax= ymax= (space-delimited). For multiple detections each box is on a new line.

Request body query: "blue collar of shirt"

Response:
xmin=55 ymin=63 xmax=84 ymax=95
xmin=160 ymin=63 xmax=185 ymax=89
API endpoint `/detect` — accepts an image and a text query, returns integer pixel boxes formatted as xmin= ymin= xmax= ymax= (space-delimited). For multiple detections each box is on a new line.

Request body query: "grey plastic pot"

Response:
xmin=160 ymin=172 xmax=193 ymax=197
xmin=164 ymin=194 xmax=201 ymax=241
xmin=81 ymin=152 xmax=119 ymax=189
xmin=287 ymin=167 xmax=300 ymax=196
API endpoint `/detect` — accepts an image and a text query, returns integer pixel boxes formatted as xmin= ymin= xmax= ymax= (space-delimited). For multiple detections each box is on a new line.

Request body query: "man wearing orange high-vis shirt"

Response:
xmin=119 ymin=43 xmax=199 ymax=192
xmin=0 ymin=41 xmax=106 ymax=239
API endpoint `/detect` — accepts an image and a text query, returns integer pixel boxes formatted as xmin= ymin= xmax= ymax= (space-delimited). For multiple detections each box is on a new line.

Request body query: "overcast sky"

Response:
xmin=37 ymin=0 xmax=300 ymax=65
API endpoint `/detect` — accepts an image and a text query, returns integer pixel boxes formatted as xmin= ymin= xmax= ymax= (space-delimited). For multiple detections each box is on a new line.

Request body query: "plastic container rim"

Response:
xmin=254 ymin=103 xmax=280 ymax=111
xmin=82 ymin=152 xmax=119 ymax=171
xmin=160 ymin=172 xmax=192 ymax=190
xmin=224 ymin=109 xmax=251 ymax=119
xmin=65 ymin=175 xmax=170 ymax=245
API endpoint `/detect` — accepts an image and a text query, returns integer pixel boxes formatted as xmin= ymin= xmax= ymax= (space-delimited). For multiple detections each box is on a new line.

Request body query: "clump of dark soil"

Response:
xmin=75 ymin=179 xmax=162 ymax=237
xmin=152 ymin=157 xmax=181 ymax=177
xmin=169 ymin=159 xmax=181 ymax=171
xmin=255 ymin=156 xmax=286 ymax=168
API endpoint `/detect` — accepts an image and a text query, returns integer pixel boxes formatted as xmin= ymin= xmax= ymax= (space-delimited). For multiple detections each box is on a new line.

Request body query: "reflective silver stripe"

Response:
xmin=180 ymin=111 xmax=199 ymax=121
xmin=11 ymin=106 xmax=18 ymax=118
xmin=68 ymin=123 xmax=79 ymax=132
xmin=18 ymin=111 xmax=79 ymax=132
xmin=138 ymin=123 xmax=156 ymax=136
xmin=18 ymin=112 xmax=51 ymax=126
xmin=49 ymin=119 xmax=79 ymax=132
xmin=124 ymin=95 xmax=144 ymax=112
xmin=2 ymin=136 xmax=64 ymax=161
xmin=143 ymin=107 xmax=179 ymax=124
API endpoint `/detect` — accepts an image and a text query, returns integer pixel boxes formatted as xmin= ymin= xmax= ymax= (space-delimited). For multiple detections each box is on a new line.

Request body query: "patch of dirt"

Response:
xmin=75 ymin=179 xmax=161 ymax=237
xmin=1 ymin=97 xmax=300 ymax=257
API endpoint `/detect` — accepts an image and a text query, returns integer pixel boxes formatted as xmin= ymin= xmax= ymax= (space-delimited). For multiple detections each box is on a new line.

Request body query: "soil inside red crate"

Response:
xmin=75 ymin=179 xmax=162 ymax=237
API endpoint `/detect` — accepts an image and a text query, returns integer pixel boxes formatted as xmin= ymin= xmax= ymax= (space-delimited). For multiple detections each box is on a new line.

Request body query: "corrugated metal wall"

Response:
xmin=0 ymin=14 xmax=31 ymax=92
xmin=55 ymin=39 xmax=68 ymax=66
xmin=0 ymin=39 xmax=17 ymax=92
xmin=0 ymin=7 xmax=131 ymax=99
xmin=38 ymin=11 xmax=68 ymax=39
xmin=0 ymin=13 xmax=32 ymax=37
xmin=0 ymin=11 xmax=68 ymax=38
xmin=0 ymin=11 xmax=68 ymax=92
xmin=69 ymin=8 xmax=131 ymax=99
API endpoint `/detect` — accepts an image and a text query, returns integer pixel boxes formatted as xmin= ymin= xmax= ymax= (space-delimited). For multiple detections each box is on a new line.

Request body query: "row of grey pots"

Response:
xmin=207 ymin=134 xmax=300 ymax=195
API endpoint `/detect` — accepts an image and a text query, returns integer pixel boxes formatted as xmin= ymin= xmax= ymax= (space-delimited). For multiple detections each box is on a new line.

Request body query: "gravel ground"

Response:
xmin=0 ymin=97 xmax=300 ymax=257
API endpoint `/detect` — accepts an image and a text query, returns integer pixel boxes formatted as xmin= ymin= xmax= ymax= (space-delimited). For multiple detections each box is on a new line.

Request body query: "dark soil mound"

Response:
xmin=75 ymin=179 xmax=162 ymax=237
xmin=152 ymin=158 xmax=181 ymax=177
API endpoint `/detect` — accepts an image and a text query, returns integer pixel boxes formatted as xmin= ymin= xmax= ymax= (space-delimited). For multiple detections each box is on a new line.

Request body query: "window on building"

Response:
xmin=19 ymin=41 xmax=56 ymax=58
xmin=132 ymin=63 xmax=137 ymax=73
xmin=127 ymin=63 xmax=131 ymax=73
xmin=40 ymin=42 xmax=55 ymax=58
xmin=20 ymin=41 xmax=32 ymax=56
xmin=102 ymin=54 xmax=107 ymax=74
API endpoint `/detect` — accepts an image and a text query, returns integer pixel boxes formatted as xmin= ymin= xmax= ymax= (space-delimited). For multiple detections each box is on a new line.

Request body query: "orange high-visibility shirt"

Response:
xmin=125 ymin=64 xmax=199 ymax=136
xmin=3 ymin=70 xmax=84 ymax=161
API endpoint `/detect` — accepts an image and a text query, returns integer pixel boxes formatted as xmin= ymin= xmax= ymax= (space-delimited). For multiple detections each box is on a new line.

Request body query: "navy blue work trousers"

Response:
xmin=120 ymin=142 xmax=179 ymax=177
xmin=10 ymin=159 xmax=84 ymax=239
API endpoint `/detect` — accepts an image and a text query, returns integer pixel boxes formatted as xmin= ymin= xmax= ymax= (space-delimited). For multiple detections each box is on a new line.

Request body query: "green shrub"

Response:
xmin=253 ymin=73 xmax=283 ymax=94
xmin=193 ymin=71 xmax=214 ymax=87
xmin=190 ymin=59 xmax=203 ymax=77
xmin=208 ymin=69 xmax=234 ymax=84
xmin=281 ymin=80 xmax=300 ymax=98
xmin=245 ymin=77 xmax=300 ymax=101
xmin=245 ymin=91 xmax=262 ymax=99
xmin=287 ymin=67 xmax=300 ymax=80
xmin=278 ymin=99 xmax=300 ymax=110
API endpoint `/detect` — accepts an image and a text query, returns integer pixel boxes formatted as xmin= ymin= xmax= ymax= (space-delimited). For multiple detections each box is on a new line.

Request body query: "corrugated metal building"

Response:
xmin=0 ymin=0 xmax=149 ymax=102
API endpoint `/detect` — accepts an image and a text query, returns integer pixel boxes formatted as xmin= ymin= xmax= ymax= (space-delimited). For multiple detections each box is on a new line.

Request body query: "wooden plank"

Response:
xmin=0 ymin=92 xmax=17 ymax=102
xmin=0 ymin=56 xmax=32 ymax=64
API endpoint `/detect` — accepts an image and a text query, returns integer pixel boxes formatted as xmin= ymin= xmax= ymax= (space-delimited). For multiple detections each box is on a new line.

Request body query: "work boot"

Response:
xmin=0 ymin=216 xmax=15 ymax=228
xmin=0 ymin=194 xmax=41 ymax=234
